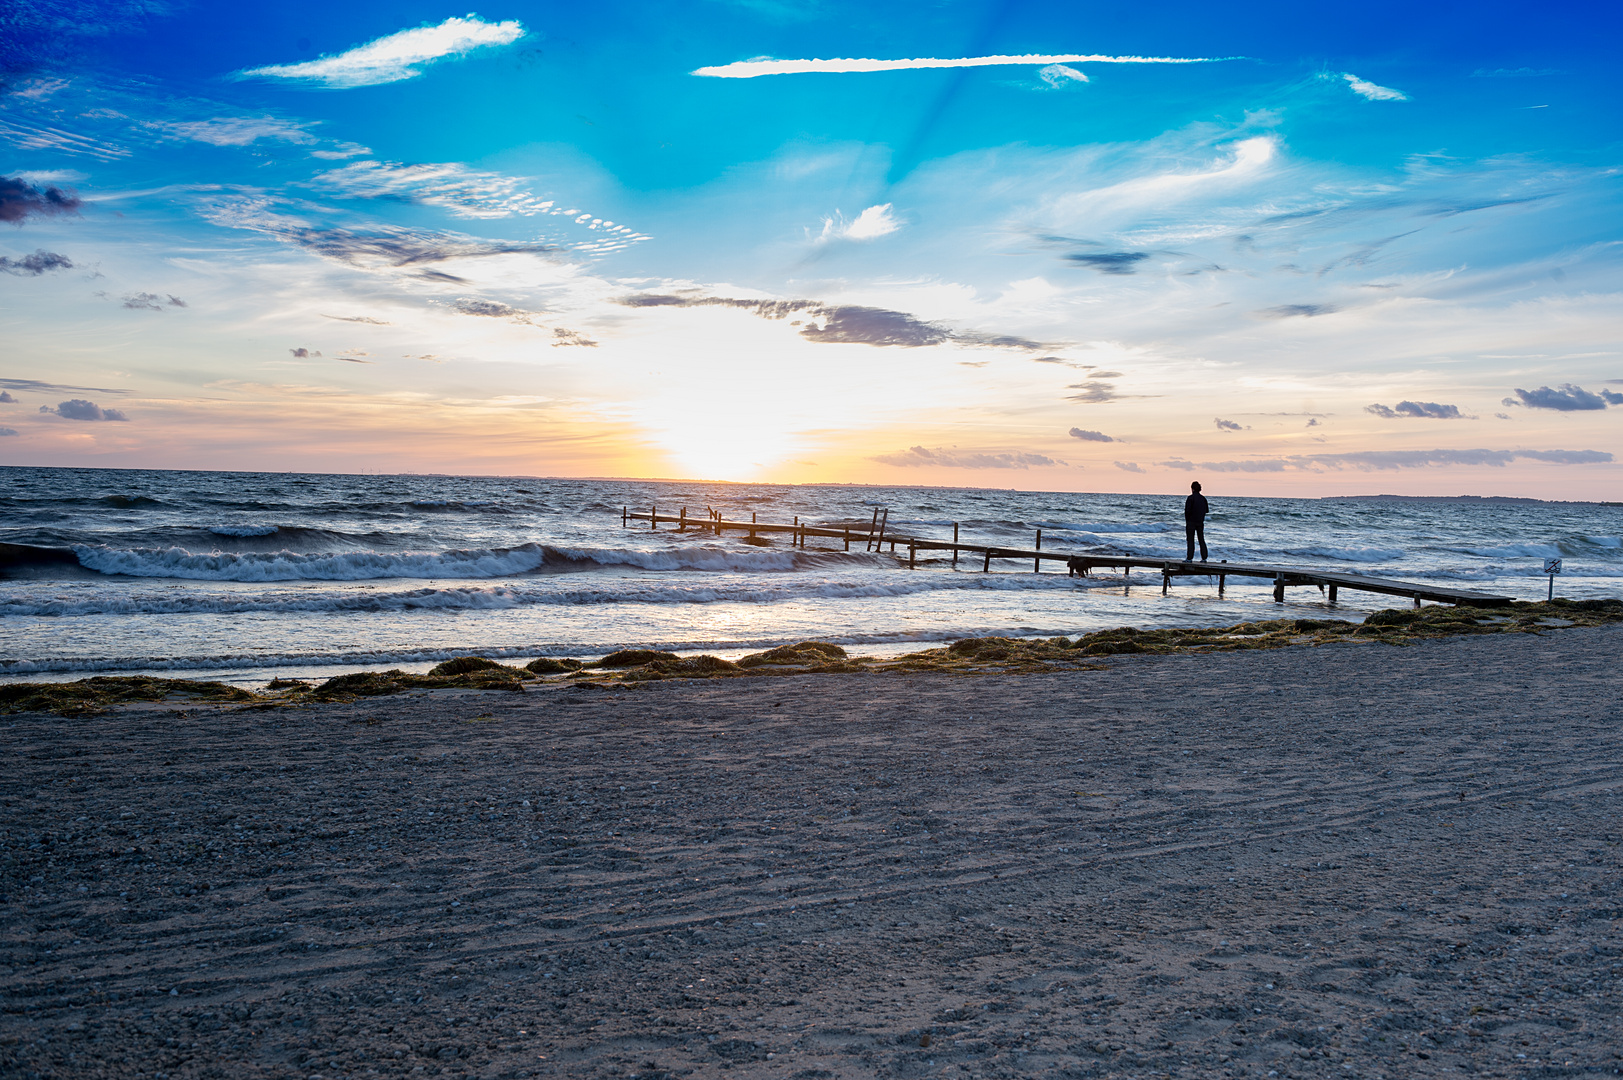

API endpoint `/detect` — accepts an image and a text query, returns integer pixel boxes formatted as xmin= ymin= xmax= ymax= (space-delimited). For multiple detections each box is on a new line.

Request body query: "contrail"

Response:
xmin=693 ymin=53 xmax=1237 ymax=78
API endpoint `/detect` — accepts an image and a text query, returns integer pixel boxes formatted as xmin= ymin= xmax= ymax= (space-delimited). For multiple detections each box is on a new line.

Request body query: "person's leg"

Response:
xmin=1185 ymin=523 xmax=1196 ymax=561
xmin=1197 ymin=525 xmax=1208 ymax=561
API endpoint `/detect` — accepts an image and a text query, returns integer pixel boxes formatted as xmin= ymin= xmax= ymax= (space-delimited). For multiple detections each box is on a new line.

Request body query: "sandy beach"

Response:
xmin=3 ymin=625 xmax=1621 ymax=1079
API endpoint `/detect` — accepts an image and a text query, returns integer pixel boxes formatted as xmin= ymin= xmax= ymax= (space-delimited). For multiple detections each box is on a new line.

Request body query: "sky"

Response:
xmin=1 ymin=0 xmax=1620 ymax=496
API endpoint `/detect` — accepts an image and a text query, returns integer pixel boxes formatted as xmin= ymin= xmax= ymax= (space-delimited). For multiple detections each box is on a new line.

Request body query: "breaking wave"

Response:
xmin=49 ymin=541 xmax=891 ymax=582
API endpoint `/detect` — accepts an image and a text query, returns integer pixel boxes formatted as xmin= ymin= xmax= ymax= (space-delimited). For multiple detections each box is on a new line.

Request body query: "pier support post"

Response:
xmin=1034 ymin=529 xmax=1042 ymax=573
xmin=679 ymin=507 xmax=686 ymax=531
xmin=983 ymin=549 xmax=991 ymax=573
xmin=1218 ymin=574 xmax=1225 ymax=596
xmin=651 ymin=505 xmax=656 ymax=530
xmin=909 ymin=544 xmax=916 ymax=569
xmin=1273 ymin=576 xmax=1285 ymax=602
xmin=622 ymin=506 xmax=627 ymax=527
xmin=1162 ymin=565 xmax=1170 ymax=595
xmin=844 ymin=527 xmax=850 ymax=551
xmin=1328 ymin=584 xmax=1337 ymax=604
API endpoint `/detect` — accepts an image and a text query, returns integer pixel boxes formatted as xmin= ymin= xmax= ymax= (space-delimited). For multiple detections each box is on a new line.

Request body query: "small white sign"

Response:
xmin=1543 ymin=557 xmax=1562 ymax=575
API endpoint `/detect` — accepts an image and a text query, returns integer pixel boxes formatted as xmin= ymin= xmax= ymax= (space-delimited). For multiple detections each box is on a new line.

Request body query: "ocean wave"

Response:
xmin=208 ymin=524 xmax=280 ymax=537
xmin=95 ymin=495 xmax=169 ymax=509
xmin=1448 ymin=543 xmax=1564 ymax=559
xmin=71 ymin=543 xmax=552 ymax=582
xmin=1582 ymin=535 xmax=1622 ymax=548
xmin=0 ymin=566 xmax=1137 ymax=617
xmin=53 ymin=540 xmax=891 ymax=582
xmin=1283 ymin=545 xmax=1405 ymax=563
xmin=1032 ymin=521 xmax=1175 ymax=534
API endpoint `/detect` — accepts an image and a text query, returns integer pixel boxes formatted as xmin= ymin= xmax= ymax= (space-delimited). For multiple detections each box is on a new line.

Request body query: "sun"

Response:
xmin=653 ymin=418 xmax=796 ymax=481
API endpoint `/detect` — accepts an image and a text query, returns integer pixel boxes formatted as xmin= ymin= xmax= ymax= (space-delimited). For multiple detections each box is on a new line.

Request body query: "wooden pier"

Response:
xmin=621 ymin=507 xmax=1513 ymax=608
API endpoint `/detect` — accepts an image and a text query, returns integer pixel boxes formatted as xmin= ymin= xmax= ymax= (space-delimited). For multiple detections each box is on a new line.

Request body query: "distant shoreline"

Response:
xmin=1 ymin=463 xmax=1616 ymax=506
xmin=1323 ymin=493 xmax=1623 ymax=506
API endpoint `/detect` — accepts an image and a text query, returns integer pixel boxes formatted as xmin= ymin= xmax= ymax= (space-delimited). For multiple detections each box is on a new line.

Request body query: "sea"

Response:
xmin=2 ymin=466 xmax=1619 ymax=686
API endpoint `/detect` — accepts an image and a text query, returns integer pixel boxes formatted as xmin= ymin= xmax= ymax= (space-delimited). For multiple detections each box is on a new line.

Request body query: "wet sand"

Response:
xmin=3 ymin=626 xmax=1621 ymax=1079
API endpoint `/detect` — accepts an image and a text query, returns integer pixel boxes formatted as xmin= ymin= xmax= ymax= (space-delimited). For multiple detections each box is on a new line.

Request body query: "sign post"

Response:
xmin=1543 ymin=557 xmax=1562 ymax=601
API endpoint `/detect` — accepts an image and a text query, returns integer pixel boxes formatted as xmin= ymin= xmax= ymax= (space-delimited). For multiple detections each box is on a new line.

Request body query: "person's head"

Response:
xmin=1190 ymin=481 xmax=1202 ymax=493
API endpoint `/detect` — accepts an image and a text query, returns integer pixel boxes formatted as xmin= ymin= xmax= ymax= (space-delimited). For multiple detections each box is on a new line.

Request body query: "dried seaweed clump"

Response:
xmin=428 ymin=656 xmax=525 ymax=677
xmin=737 ymin=641 xmax=850 ymax=668
xmin=594 ymin=649 xmax=682 ymax=668
xmin=611 ymin=655 xmax=743 ymax=681
xmin=0 ymin=677 xmax=256 ymax=717
xmin=308 ymin=663 xmax=529 ymax=701
xmin=525 ymin=657 xmax=583 ymax=674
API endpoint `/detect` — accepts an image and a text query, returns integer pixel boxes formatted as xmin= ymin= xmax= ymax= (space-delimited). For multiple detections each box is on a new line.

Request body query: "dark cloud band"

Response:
xmin=618 ymin=293 xmax=1047 ymax=351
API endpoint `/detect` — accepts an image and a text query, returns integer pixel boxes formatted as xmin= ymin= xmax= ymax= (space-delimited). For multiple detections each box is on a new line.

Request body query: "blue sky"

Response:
xmin=2 ymin=0 xmax=1620 ymax=494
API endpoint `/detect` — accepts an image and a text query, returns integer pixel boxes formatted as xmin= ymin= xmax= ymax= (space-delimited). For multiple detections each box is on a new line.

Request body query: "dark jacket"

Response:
xmin=1184 ymin=492 xmax=1209 ymax=523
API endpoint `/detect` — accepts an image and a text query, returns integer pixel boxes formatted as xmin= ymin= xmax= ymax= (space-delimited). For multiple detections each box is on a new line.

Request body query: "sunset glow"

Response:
xmin=2 ymin=2 xmax=1619 ymax=496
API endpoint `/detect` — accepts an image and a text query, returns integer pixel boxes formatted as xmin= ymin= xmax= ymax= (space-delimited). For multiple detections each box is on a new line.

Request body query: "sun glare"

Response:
xmin=654 ymin=419 xmax=797 ymax=481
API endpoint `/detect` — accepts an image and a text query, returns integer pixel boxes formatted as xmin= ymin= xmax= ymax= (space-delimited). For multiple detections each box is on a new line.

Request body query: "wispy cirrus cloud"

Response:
xmin=693 ymin=52 xmax=1233 ymax=78
xmin=145 ymin=116 xmax=317 ymax=147
xmin=0 ymin=378 xmax=127 ymax=395
xmin=1340 ymin=72 xmax=1408 ymax=101
xmin=0 ymin=116 xmax=129 ymax=160
xmin=817 ymin=203 xmax=899 ymax=242
xmin=872 ymin=445 xmax=1061 ymax=469
xmin=312 ymin=160 xmax=556 ymax=219
xmin=238 ymin=16 xmax=525 ymax=89
xmin=199 ymin=196 xmax=562 ymax=274
xmin=308 ymin=161 xmax=649 ymax=250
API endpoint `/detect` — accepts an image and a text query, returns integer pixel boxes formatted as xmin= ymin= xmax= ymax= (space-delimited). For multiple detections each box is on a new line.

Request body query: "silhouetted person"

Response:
xmin=1184 ymin=481 xmax=1209 ymax=562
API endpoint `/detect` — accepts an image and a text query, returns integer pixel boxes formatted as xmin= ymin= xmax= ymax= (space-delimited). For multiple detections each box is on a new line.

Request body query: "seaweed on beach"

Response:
xmin=0 ymin=676 xmax=257 ymax=717
xmin=736 ymin=641 xmax=850 ymax=668
xmin=3 ymin=601 xmax=1619 ymax=711
xmin=307 ymin=663 xmax=531 ymax=701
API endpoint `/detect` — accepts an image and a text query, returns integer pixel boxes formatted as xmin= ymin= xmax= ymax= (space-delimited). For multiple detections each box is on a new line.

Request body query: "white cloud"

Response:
xmin=309 ymin=143 xmax=373 ymax=160
xmin=1039 ymin=64 xmax=1088 ymax=88
xmin=1042 ymin=135 xmax=1279 ymax=234
xmin=146 ymin=116 xmax=318 ymax=146
xmin=693 ymin=52 xmax=1230 ymax=78
xmin=9 ymin=78 xmax=69 ymax=101
xmin=819 ymin=203 xmax=900 ymax=242
xmin=239 ymin=16 xmax=525 ymax=88
xmin=1342 ymin=73 xmax=1408 ymax=101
